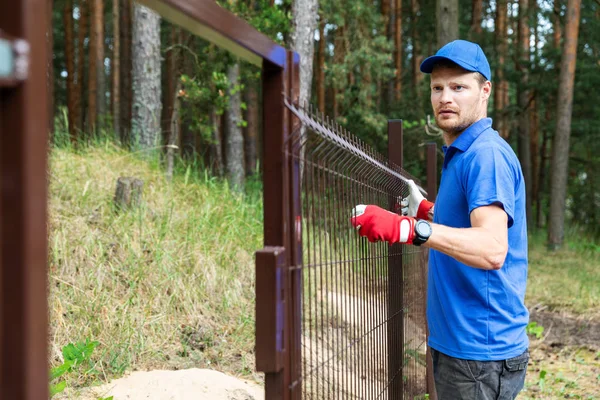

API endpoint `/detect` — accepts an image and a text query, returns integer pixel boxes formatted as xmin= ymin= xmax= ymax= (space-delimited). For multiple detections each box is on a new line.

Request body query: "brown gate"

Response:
xmin=256 ymin=99 xmax=438 ymax=399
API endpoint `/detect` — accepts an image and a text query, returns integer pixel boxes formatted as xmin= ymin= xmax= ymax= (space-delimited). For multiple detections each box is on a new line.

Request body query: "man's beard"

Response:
xmin=435 ymin=112 xmax=477 ymax=135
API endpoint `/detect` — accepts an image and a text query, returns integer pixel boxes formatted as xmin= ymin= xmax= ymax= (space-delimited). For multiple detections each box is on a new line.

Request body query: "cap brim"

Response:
xmin=420 ymin=55 xmax=478 ymax=75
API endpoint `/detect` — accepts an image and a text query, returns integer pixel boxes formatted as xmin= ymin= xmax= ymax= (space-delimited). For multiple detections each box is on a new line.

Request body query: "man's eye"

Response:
xmin=454 ymin=85 xmax=464 ymax=91
xmin=432 ymin=86 xmax=442 ymax=92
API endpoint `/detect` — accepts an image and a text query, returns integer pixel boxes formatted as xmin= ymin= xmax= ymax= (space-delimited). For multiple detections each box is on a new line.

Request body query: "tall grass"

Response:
xmin=526 ymin=228 xmax=600 ymax=315
xmin=49 ymin=140 xmax=263 ymax=388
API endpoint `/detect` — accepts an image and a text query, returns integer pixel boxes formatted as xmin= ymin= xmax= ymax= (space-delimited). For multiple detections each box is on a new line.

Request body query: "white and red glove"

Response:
xmin=401 ymin=179 xmax=434 ymax=220
xmin=351 ymin=204 xmax=417 ymax=244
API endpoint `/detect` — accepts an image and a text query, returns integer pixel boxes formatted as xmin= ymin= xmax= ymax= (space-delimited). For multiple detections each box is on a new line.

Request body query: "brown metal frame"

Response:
xmin=1 ymin=0 xmax=50 ymax=398
xmin=1 ymin=0 xmax=299 ymax=397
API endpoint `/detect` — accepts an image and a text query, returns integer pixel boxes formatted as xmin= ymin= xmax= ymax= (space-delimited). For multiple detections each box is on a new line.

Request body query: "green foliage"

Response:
xmin=526 ymin=321 xmax=545 ymax=339
xmin=178 ymin=71 xmax=230 ymax=144
xmin=49 ymin=340 xmax=100 ymax=397
xmin=538 ymin=369 xmax=548 ymax=391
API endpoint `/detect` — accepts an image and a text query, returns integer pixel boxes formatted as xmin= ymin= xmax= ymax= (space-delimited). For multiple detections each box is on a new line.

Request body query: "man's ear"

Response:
xmin=482 ymin=81 xmax=492 ymax=101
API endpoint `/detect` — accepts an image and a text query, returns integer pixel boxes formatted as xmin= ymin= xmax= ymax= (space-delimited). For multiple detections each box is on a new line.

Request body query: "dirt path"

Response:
xmin=529 ymin=309 xmax=600 ymax=349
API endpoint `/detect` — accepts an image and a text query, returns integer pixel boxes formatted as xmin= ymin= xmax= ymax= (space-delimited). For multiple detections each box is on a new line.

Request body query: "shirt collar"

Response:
xmin=448 ymin=118 xmax=492 ymax=152
xmin=441 ymin=118 xmax=493 ymax=167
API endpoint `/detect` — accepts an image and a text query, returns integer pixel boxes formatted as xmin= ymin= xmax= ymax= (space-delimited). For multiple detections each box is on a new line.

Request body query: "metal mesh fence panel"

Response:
xmin=284 ymin=100 xmax=428 ymax=399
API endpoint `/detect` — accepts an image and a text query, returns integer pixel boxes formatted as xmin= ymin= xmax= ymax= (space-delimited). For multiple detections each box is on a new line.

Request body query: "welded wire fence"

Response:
xmin=282 ymin=100 xmax=430 ymax=399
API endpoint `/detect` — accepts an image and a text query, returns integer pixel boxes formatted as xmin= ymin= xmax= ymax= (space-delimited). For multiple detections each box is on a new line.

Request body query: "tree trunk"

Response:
xmin=119 ymin=0 xmax=133 ymax=145
xmin=384 ymin=0 xmax=395 ymax=108
xmin=517 ymin=0 xmax=532 ymax=226
xmin=382 ymin=0 xmax=391 ymax=26
xmin=548 ymin=0 xmax=581 ymax=249
xmin=93 ymin=0 xmax=105 ymax=128
xmin=316 ymin=16 xmax=326 ymax=113
xmin=436 ymin=0 xmax=459 ymax=47
xmin=179 ymin=34 xmax=196 ymax=160
xmin=64 ymin=0 xmax=77 ymax=142
xmin=211 ymin=110 xmax=224 ymax=176
xmin=88 ymin=0 xmax=98 ymax=133
xmin=244 ymin=79 xmax=259 ymax=176
xmin=530 ymin=96 xmax=539 ymax=223
xmin=394 ymin=0 xmax=402 ymax=101
xmin=162 ymin=26 xmax=179 ymax=148
xmin=224 ymin=63 xmax=245 ymax=191
xmin=470 ymin=0 xmax=483 ymax=38
xmin=166 ymin=81 xmax=182 ymax=181
xmin=114 ymin=177 xmax=144 ymax=209
xmin=530 ymin=1 xmax=539 ymax=225
xmin=332 ymin=25 xmax=345 ymax=118
xmin=494 ymin=0 xmax=509 ymax=139
xmin=291 ymin=0 xmax=319 ymax=108
xmin=132 ymin=3 xmax=162 ymax=150
xmin=112 ymin=0 xmax=120 ymax=138
xmin=75 ymin=0 xmax=88 ymax=132
xmin=411 ymin=0 xmax=424 ymax=97
xmin=537 ymin=120 xmax=549 ymax=228
xmin=553 ymin=0 xmax=562 ymax=49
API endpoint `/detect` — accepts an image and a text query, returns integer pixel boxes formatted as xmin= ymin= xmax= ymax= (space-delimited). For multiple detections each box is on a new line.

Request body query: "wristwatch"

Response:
xmin=413 ymin=220 xmax=432 ymax=246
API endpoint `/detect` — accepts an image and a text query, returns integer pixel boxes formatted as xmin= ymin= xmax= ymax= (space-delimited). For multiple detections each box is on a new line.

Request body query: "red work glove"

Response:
xmin=400 ymin=179 xmax=434 ymax=220
xmin=351 ymin=204 xmax=416 ymax=244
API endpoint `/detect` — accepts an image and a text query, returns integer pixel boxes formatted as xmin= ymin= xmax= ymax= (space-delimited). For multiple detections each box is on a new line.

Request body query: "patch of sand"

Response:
xmin=58 ymin=369 xmax=263 ymax=400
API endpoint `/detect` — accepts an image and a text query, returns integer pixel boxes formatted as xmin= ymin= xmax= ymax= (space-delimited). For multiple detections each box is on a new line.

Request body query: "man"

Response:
xmin=351 ymin=40 xmax=529 ymax=399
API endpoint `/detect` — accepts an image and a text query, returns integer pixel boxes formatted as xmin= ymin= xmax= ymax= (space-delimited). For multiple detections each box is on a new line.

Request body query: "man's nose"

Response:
xmin=439 ymin=87 xmax=452 ymax=104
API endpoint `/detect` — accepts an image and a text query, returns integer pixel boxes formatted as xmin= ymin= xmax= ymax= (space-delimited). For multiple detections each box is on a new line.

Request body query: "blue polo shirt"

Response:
xmin=427 ymin=118 xmax=529 ymax=361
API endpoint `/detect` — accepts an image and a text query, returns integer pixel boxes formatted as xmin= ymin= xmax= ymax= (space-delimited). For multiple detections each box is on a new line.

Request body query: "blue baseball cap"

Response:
xmin=420 ymin=40 xmax=491 ymax=81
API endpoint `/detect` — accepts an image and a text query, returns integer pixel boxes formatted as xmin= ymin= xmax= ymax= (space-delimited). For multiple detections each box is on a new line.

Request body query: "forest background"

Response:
xmin=50 ymin=0 xmax=599 ymax=247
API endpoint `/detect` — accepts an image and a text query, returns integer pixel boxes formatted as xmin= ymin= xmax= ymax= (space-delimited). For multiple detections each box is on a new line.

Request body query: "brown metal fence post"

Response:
xmin=260 ymin=56 xmax=290 ymax=400
xmin=387 ymin=120 xmax=404 ymax=399
xmin=426 ymin=143 xmax=438 ymax=203
xmin=0 ymin=0 xmax=49 ymax=398
xmin=425 ymin=142 xmax=438 ymax=400
xmin=257 ymin=49 xmax=301 ymax=400
xmin=286 ymin=50 xmax=302 ymax=400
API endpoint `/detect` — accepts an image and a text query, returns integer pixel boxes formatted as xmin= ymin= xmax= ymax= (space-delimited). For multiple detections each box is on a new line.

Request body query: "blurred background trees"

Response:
xmin=48 ymin=0 xmax=598 ymax=246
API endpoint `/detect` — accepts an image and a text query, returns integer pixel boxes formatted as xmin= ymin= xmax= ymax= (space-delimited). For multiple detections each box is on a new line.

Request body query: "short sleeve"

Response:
xmin=463 ymin=147 xmax=517 ymax=228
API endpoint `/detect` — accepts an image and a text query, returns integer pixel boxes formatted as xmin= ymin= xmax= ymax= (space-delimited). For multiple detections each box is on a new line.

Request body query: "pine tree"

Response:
xmin=132 ymin=3 xmax=162 ymax=149
xmin=548 ymin=0 xmax=582 ymax=249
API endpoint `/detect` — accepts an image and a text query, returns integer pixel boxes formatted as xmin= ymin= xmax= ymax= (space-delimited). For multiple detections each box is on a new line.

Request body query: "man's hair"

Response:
xmin=431 ymin=59 xmax=488 ymax=87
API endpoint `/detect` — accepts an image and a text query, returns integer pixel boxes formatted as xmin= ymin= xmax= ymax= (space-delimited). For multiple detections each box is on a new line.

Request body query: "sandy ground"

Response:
xmin=57 ymin=369 xmax=264 ymax=400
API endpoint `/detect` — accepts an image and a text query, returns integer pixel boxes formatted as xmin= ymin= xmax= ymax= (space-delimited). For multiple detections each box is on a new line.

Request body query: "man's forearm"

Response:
xmin=422 ymin=223 xmax=507 ymax=270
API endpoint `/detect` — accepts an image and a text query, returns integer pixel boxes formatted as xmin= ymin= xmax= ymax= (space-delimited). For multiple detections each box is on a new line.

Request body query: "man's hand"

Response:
xmin=401 ymin=179 xmax=434 ymax=220
xmin=351 ymin=205 xmax=416 ymax=244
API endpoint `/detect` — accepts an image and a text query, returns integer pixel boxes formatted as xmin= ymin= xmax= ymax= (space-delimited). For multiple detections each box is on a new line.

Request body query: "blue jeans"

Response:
xmin=431 ymin=348 xmax=529 ymax=400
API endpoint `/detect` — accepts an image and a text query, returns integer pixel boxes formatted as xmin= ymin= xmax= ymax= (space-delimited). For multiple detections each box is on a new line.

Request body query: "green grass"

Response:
xmin=526 ymin=228 xmax=600 ymax=315
xmin=49 ymin=140 xmax=264 ymax=389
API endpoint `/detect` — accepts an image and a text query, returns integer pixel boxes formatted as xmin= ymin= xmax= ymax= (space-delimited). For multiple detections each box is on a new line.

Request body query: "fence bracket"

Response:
xmin=255 ymin=246 xmax=286 ymax=373
xmin=0 ymin=30 xmax=30 ymax=88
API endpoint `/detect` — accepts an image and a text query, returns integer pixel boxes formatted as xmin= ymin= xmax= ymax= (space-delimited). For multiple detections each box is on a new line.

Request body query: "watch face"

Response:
xmin=416 ymin=220 xmax=432 ymax=237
